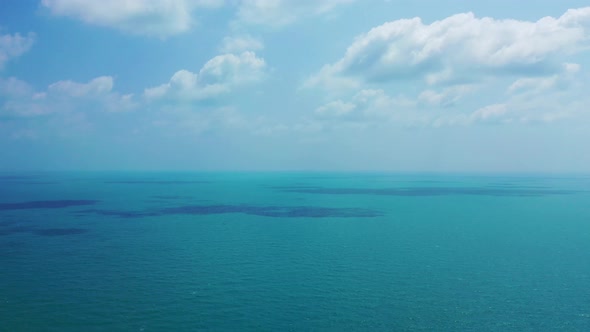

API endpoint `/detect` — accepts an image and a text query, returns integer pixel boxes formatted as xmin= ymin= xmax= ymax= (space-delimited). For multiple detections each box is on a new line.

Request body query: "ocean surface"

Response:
xmin=1 ymin=172 xmax=590 ymax=331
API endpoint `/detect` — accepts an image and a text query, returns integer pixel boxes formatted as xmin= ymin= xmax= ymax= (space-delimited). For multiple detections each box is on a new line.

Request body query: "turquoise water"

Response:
xmin=1 ymin=172 xmax=590 ymax=331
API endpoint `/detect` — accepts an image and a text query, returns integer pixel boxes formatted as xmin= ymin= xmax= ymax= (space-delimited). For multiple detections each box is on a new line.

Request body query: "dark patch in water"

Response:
xmin=0 ymin=227 xmax=31 ymax=236
xmin=276 ymin=187 xmax=576 ymax=197
xmin=0 ymin=175 xmax=54 ymax=185
xmin=0 ymin=200 xmax=98 ymax=210
xmin=78 ymin=204 xmax=382 ymax=219
xmin=76 ymin=209 xmax=160 ymax=218
xmin=2 ymin=181 xmax=57 ymax=185
xmin=152 ymin=195 xmax=188 ymax=199
xmin=485 ymin=182 xmax=550 ymax=189
xmin=162 ymin=205 xmax=381 ymax=218
xmin=105 ymin=180 xmax=208 ymax=185
xmin=0 ymin=220 xmax=22 ymax=227
xmin=0 ymin=225 xmax=36 ymax=236
xmin=270 ymin=185 xmax=322 ymax=191
xmin=0 ymin=175 xmax=39 ymax=180
xmin=33 ymin=228 xmax=88 ymax=236
xmin=0 ymin=225 xmax=88 ymax=237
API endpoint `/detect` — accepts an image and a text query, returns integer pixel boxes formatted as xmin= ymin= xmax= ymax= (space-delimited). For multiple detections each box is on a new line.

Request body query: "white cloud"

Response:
xmin=258 ymin=89 xmax=420 ymax=136
xmin=48 ymin=76 xmax=115 ymax=97
xmin=311 ymin=77 xmax=588 ymax=128
xmin=1 ymin=76 xmax=136 ymax=117
xmin=199 ymin=51 xmax=266 ymax=84
xmin=145 ymin=51 xmax=266 ymax=101
xmin=313 ymin=89 xmax=423 ymax=127
xmin=508 ymin=62 xmax=582 ymax=94
xmin=303 ymin=69 xmax=360 ymax=93
xmin=41 ymin=0 xmax=224 ymax=37
xmin=508 ymin=76 xmax=559 ymax=94
xmin=308 ymin=7 xmax=590 ymax=89
xmin=219 ymin=35 xmax=264 ymax=53
xmin=352 ymin=89 xmax=404 ymax=116
xmin=0 ymin=32 xmax=35 ymax=69
xmin=315 ymin=100 xmax=355 ymax=117
xmin=236 ymin=0 xmax=354 ymax=27
xmin=0 ymin=77 xmax=34 ymax=97
xmin=41 ymin=0 xmax=356 ymax=34
xmin=460 ymin=101 xmax=574 ymax=125
xmin=418 ymin=85 xmax=475 ymax=107
xmin=0 ymin=77 xmax=48 ymax=116
xmin=144 ymin=69 xmax=229 ymax=100
xmin=470 ymin=104 xmax=509 ymax=123
xmin=563 ymin=62 xmax=582 ymax=74
xmin=354 ymin=89 xmax=430 ymax=123
xmin=432 ymin=86 xmax=588 ymax=126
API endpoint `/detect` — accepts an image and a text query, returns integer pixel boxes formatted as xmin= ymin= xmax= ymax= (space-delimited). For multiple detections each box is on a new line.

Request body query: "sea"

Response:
xmin=1 ymin=172 xmax=589 ymax=331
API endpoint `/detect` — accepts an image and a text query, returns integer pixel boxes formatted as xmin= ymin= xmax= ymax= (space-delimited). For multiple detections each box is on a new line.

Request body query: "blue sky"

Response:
xmin=1 ymin=0 xmax=590 ymax=172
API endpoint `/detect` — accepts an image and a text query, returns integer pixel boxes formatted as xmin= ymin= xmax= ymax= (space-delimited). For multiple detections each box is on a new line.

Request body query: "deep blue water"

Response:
xmin=1 ymin=172 xmax=590 ymax=331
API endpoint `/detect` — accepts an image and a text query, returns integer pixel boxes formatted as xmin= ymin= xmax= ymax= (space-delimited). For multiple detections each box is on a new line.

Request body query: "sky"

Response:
xmin=1 ymin=0 xmax=590 ymax=172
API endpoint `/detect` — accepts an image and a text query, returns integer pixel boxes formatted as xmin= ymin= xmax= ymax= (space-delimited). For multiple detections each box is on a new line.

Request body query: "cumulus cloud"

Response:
xmin=144 ymin=51 xmax=266 ymax=101
xmin=351 ymin=89 xmax=415 ymax=119
xmin=469 ymin=104 xmax=509 ymax=123
xmin=431 ymin=88 xmax=588 ymax=126
xmin=41 ymin=0 xmax=355 ymax=34
xmin=508 ymin=62 xmax=582 ymax=94
xmin=0 ymin=76 xmax=136 ymax=117
xmin=41 ymin=0 xmax=224 ymax=37
xmin=508 ymin=76 xmax=559 ymax=94
xmin=48 ymin=76 xmax=115 ymax=97
xmin=308 ymin=7 xmax=590 ymax=89
xmin=199 ymin=51 xmax=266 ymax=84
xmin=0 ymin=77 xmax=34 ymax=97
xmin=446 ymin=101 xmax=573 ymax=126
xmin=236 ymin=0 xmax=354 ymax=27
xmin=219 ymin=35 xmax=264 ymax=53
xmin=0 ymin=32 xmax=36 ymax=69
xmin=418 ymin=85 xmax=475 ymax=107
xmin=312 ymin=76 xmax=587 ymax=128
xmin=315 ymin=100 xmax=356 ymax=118
xmin=313 ymin=89 xmax=422 ymax=126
